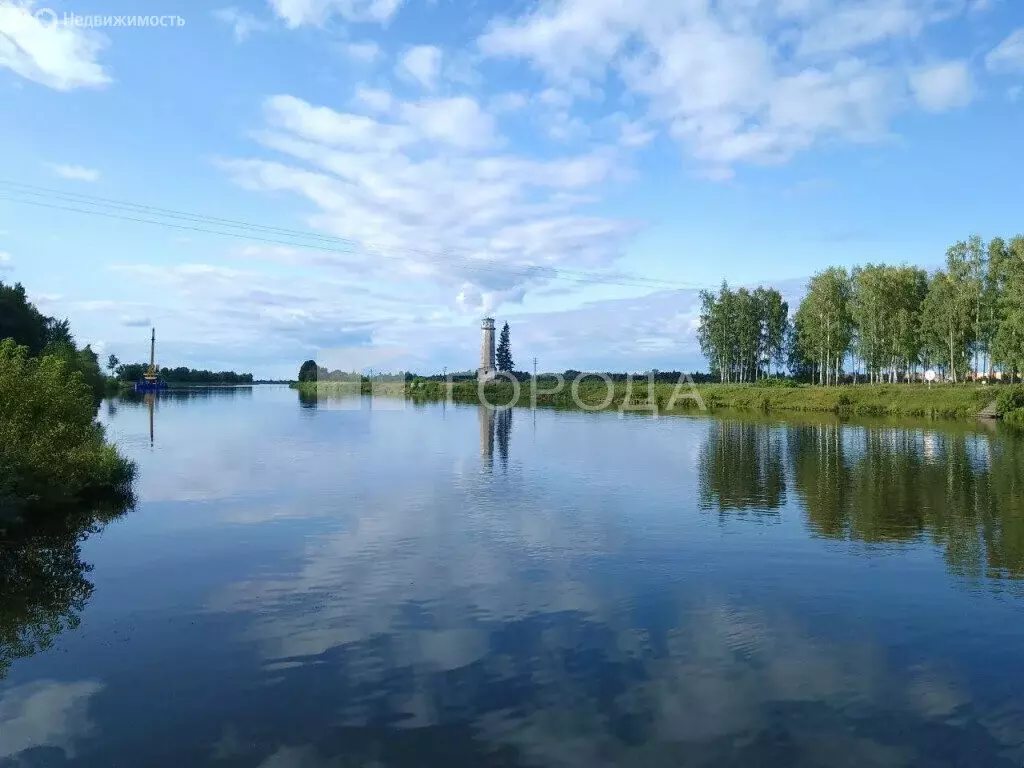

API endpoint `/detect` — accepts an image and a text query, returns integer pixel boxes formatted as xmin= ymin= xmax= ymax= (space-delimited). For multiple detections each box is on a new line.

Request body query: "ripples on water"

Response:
xmin=1 ymin=386 xmax=1023 ymax=767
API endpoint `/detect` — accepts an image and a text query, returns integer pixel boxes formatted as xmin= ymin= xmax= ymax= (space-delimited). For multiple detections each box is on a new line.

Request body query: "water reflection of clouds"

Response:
xmin=23 ymin=393 xmax=1019 ymax=766
xmin=466 ymin=603 xmax=983 ymax=767
xmin=195 ymin=492 xmax=1024 ymax=762
xmin=0 ymin=680 xmax=104 ymax=762
xmin=204 ymin=477 xmax=615 ymax=660
xmin=193 ymin=594 xmax=1023 ymax=767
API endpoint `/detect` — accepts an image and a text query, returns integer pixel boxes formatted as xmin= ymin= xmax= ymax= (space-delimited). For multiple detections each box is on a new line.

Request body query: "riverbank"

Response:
xmin=293 ymin=379 xmax=1018 ymax=420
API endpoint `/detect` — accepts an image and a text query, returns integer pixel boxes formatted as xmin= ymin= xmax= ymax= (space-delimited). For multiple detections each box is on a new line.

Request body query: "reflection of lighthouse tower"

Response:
xmin=478 ymin=317 xmax=496 ymax=382
xmin=479 ymin=405 xmax=495 ymax=470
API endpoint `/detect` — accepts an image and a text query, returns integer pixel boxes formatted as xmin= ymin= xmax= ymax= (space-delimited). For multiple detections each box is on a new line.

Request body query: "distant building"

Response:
xmin=478 ymin=317 xmax=496 ymax=382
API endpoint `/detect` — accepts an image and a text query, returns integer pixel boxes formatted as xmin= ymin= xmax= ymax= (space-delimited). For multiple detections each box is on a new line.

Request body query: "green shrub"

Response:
xmin=754 ymin=377 xmax=797 ymax=388
xmin=0 ymin=340 xmax=135 ymax=511
xmin=996 ymin=385 xmax=1024 ymax=416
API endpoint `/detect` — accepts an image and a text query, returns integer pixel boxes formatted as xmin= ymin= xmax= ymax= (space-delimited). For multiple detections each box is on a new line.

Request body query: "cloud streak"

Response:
xmin=219 ymin=89 xmax=639 ymax=321
xmin=0 ymin=1 xmax=111 ymax=90
xmin=46 ymin=163 xmax=101 ymax=182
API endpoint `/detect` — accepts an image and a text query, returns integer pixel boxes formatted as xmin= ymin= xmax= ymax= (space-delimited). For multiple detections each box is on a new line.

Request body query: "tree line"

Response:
xmin=0 ymin=281 xmax=107 ymax=402
xmin=697 ymin=286 xmax=789 ymax=382
xmin=297 ymin=361 xmax=407 ymax=383
xmin=0 ymin=280 xmax=135 ymax=516
xmin=114 ymin=362 xmax=253 ymax=385
xmin=699 ymin=235 xmax=1024 ymax=385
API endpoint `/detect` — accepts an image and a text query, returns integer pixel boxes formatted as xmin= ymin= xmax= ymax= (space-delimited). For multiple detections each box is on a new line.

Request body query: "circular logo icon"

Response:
xmin=35 ymin=7 xmax=58 ymax=28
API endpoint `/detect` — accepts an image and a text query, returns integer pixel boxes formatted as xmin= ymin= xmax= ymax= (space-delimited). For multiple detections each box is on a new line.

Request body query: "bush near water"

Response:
xmin=996 ymin=385 xmax=1024 ymax=425
xmin=0 ymin=281 xmax=135 ymax=521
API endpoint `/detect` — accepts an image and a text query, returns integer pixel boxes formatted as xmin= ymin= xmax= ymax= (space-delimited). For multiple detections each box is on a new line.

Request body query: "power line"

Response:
xmin=0 ymin=180 xmax=363 ymax=247
xmin=0 ymin=192 xmax=621 ymax=286
xmin=0 ymin=179 xmax=716 ymax=290
xmin=0 ymin=179 xmax=711 ymax=288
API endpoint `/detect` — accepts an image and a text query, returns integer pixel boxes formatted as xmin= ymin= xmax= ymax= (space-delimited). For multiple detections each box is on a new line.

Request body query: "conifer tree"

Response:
xmin=496 ymin=322 xmax=513 ymax=372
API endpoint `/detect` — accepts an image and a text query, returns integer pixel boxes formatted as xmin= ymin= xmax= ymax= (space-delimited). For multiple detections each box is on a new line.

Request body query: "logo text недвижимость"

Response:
xmin=27 ymin=8 xmax=186 ymax=29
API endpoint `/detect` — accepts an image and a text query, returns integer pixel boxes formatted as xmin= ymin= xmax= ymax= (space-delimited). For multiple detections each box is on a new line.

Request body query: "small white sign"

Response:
xmin=925 ymin=369 xmax=936 ymax=383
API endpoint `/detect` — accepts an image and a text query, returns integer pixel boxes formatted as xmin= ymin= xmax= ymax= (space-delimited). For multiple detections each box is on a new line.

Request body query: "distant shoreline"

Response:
xmin=117 ymin=381 xmax=296 ymax=389
xmin=291 ymin=379 xmax=1023 ymax=422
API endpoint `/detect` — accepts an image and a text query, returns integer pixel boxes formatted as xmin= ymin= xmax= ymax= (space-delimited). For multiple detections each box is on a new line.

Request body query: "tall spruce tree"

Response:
xmin=496 ymin=322 xmax=513 ymax=372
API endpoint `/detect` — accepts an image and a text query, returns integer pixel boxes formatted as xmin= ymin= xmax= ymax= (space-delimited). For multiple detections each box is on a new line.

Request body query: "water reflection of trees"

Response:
xmin=698 ymin=422 xmax=786 ymax=513
xmin=297 ymin=387 xmax=319 ymax=409
xmin=496 ymin=408 xmax=512 ymax=471
xmin=787 ymin=424 xmax=1024 ymax=580
xmin=118 ymin=387 xmax=253 ymax=405
xmin=697 ymin=419 xmax=1024 ymax=580
xmin=0 ymin=496 xmax=133 ymax=678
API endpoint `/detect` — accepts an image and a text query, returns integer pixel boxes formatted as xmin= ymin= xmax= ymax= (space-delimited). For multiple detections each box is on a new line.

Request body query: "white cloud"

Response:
xmin=909 ymin=60 xmax=974 ymax=112
xmin=614 ymin=116 xmax=656 ymax=147
xmin=262 ymin=94 xmax=416 ymax=150
xmin=1007 ymin=84 xmax=1023 ymax=103
xmin=218 ymin=90 xmax=636 ymax=321
xmin=0 ymin=1 xmax=111 ymax=90
xmin=340 ymin=40 xmax=383 ymax=63
xmin=986 ymin=28 xmax=1024 ymax=74
xmin=490 ymin=91 xmax=528 ymax=112
xmin=213 ymin=7 xmax=269 ymax=42
xmin=793 ymin=1 xmax=934 ymax=57
xmin=353 ymin=85 xmax=393 ymax=112
xmin=268 ymin=0 xmax=403 ymax=27
xmin=478 ymin=0 xmax=975 ymax=174
xmin=396 ymin=45 xmax=443 ymax=90
xmin=398 ymin=96 xmax=497 ymax=150
xmin=478 ymin=0 xmax=631 ymax=79
xmin=538 ymin=87 xmax=573 ymax=108
xmin=544 ymin=109 xmax=589 ymax=142
xmin=0 ymin=251 xmax=12 ymax=271
xmin=46 ymin=162 xmax=101 ymax=181
xmin=107 ymin=260 xmax=430 ymax=371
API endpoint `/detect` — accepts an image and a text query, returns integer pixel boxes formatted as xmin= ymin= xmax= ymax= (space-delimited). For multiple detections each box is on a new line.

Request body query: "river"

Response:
xmin=1 ymin=385 xmax=1023 ymax=767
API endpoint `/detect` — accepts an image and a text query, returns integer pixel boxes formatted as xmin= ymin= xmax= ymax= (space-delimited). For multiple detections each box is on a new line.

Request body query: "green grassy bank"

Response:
xmin=293 ymin=379 xmax=1018 ymax=421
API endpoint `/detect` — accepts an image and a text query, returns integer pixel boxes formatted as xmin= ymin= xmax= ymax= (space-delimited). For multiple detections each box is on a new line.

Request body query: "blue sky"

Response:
xmin=1 ymin=0 xmax=1022 ymax=378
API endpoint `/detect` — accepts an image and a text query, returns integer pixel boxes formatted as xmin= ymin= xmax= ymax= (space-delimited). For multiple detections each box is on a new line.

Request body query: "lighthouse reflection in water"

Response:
xmin=479 ymin=404 xmax=513 ymax=472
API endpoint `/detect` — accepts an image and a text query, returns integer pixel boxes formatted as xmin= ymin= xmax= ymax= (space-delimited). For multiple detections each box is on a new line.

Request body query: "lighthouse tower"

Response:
xmin=478 ymin=317 xmax=496 ymax=382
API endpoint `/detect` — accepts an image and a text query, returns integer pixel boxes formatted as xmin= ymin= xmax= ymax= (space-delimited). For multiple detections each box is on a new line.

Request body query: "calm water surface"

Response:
xmin=2 ymin=385 xmax=1024 ymax=767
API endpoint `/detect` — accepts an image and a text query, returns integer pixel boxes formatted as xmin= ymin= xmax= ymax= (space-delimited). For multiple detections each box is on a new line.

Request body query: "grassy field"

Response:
xmin=294 ymin=378 xmax=1015 ymax=420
